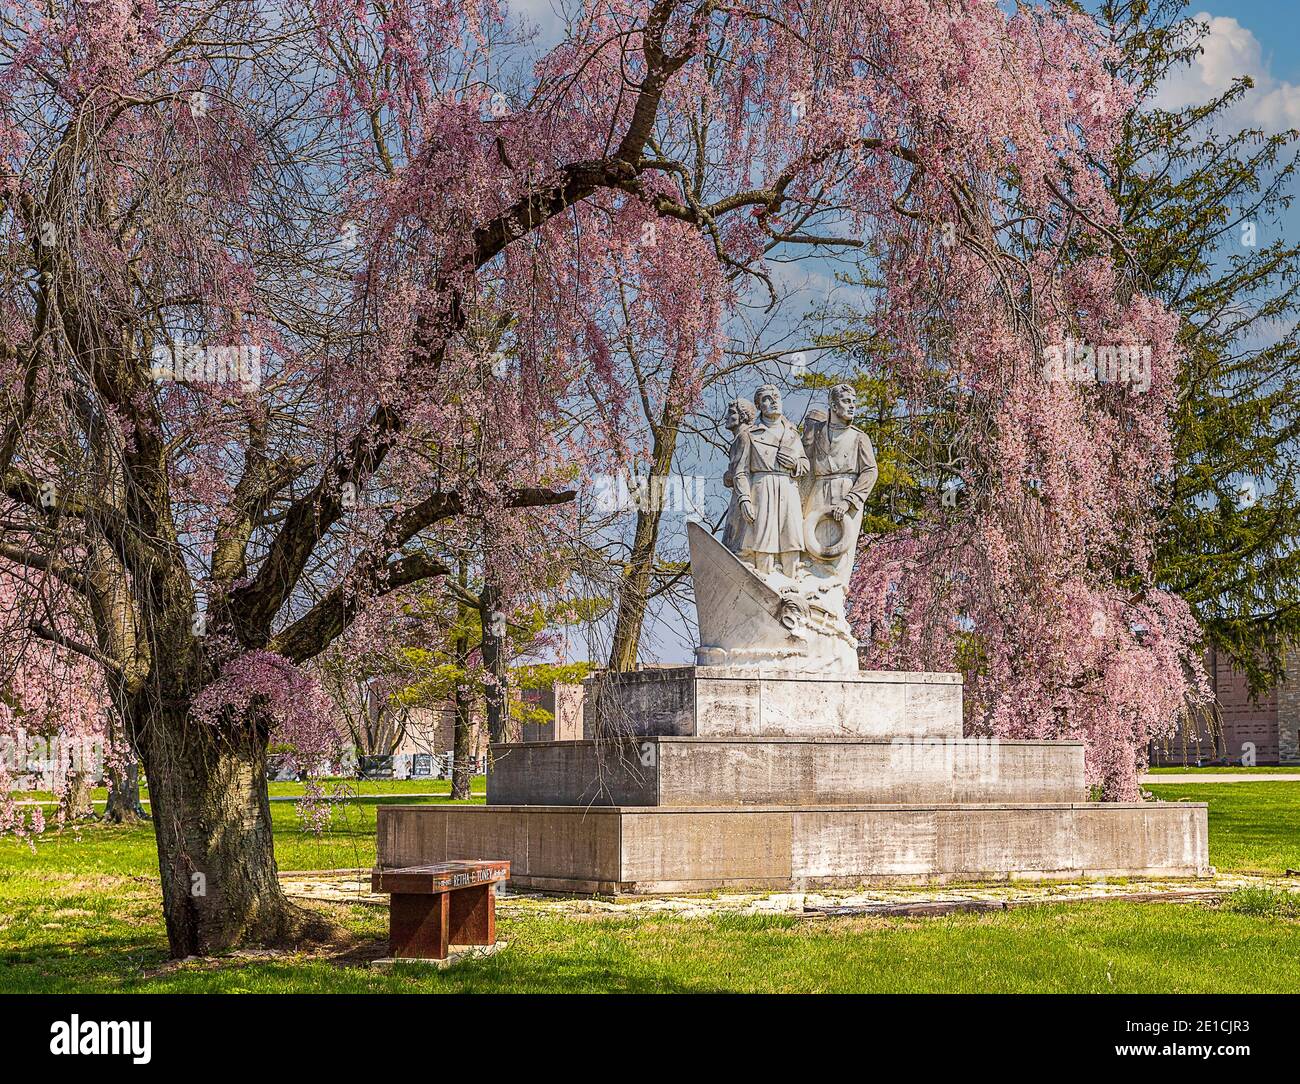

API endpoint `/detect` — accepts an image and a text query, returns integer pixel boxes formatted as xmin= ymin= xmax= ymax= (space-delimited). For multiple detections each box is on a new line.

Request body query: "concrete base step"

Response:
xmin=377 ymin=801 xmax=1211 ymax=895
xmin=487 ymin=736 xmax=1088 ymax=807
xmin=583 ymin=666 xmax=964 ymax=739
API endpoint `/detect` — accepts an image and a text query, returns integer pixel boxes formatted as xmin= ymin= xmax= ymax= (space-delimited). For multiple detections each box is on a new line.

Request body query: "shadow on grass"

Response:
xmin=4 ymin=895 xmax=1300 ymax=993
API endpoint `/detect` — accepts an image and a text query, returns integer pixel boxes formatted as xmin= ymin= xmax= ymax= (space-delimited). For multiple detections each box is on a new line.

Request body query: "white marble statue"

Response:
xmin=690 ymin=384 xmax=876 ymax=673
xmin=720 ymin=397 xmax=757 ymax=554
xmin=730 ymin=384 xmax=809 ymax=580
xmin=800 ymin=382 xmax=879 ymax=588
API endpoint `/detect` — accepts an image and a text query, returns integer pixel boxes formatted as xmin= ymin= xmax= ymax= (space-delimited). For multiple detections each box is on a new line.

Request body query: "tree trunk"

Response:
xmin=135 ymin=700 xmax=334 ymax=957
xmin=479 ymin=579 xmax=515 ymax=745
xmin=104 ymin=759 xmax=148 ymax=823
xmin=609 ymin=407 xmax=683 ymax=672
xmin=60 ymin=766 xmax=96 ymax=821
xmin=451 ymin=679 xmax=474 ymax=800
xmin=609 ymin=501 xmax=667 ymax=672
xmin=103 ymin=683 xmax=147 ymax=823
xmin=451 ymin=571 xmax=475 ymax=800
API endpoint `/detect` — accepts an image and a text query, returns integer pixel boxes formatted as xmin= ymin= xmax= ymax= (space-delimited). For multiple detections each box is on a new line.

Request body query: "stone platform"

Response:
xmin=583 ymin=667 xmax=963 ymax=739
xmin=487 ymin=736 xmax=1087 ymax=806
xmin=375 ymin=666 xmax=1212 ymax=894
xmin=376 ymin=801 xmax=1210 ymax=895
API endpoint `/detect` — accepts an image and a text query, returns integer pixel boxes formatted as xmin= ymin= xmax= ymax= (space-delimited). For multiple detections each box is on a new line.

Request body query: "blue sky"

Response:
xmin=1151 ymin=7 xmax=1300 ymax=135
xmin=1191 ymin=3 xmax=1300 ymax=81
xmin=1142 ymin=6 xmax=1300 ymax=253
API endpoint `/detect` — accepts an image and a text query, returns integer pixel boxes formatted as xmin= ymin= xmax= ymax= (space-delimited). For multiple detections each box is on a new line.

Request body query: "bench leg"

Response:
xmin=447 ymin=884 xmax=496 ymax=947
xmin=389 ymin=892 xmax=449 ymax=960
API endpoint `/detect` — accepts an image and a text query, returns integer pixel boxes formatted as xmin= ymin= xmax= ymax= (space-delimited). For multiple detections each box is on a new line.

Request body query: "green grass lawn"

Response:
xmin=1145 ymin=781 xmax=1300 ymax=875
xmin=1147 ymin=765 xmax=1300 ymax=774
xmin=2 ymin=879 xmax=1297 ymax=993
xmin=1 ymin=780 xmax=1297 ymax=993
xmin=2 ymin=788 xmax=488 ymax=877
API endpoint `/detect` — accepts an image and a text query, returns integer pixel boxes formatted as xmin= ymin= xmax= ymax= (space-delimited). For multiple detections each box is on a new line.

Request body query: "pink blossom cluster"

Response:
xmin=191 ymin=649 xmax=343 ymax=774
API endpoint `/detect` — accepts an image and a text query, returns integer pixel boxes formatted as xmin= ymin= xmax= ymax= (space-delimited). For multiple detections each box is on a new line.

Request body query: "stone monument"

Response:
xmin=376 ymin=388 xmax=1209 ymax=893
xmin=695 ymin=382 xmax=874 ymax=672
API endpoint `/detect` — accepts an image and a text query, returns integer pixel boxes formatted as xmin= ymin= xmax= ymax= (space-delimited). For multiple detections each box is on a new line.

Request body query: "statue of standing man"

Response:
xmin=801 ymin=383 xmax=878 ymax=587
xmin=721 ymin=397 xmax=758 ymax=555
xmin=731 ymin=384 xmax=809 ymax=579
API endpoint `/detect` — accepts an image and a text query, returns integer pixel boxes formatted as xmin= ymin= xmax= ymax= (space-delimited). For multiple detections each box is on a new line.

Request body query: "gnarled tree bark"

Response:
xmin=134 ymin=697 xmax=332 ymax=957
xmin=103 ymin=759 xmax=148 ymax=823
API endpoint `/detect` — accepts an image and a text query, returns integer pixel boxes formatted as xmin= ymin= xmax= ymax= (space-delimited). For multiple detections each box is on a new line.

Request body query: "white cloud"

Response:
xmin=1154 ymin=13 xmax=1300 ymax=133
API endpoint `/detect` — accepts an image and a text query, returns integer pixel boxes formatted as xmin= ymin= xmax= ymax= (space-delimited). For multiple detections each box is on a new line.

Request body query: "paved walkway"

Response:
xmin=13 ymin=791 xmax=477 ymax=807
xmin=1143 ymin=773 xmax=1300 ymax=784
xmin=19 ymin=774 xmax=1297 ymax=808
xmin=280 ymin=870 xmax=1300 ymax=917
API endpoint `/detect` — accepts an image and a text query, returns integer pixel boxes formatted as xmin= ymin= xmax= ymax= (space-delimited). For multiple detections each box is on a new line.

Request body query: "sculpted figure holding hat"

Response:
xmin=800 ymin=382 xmax=877 ymax=587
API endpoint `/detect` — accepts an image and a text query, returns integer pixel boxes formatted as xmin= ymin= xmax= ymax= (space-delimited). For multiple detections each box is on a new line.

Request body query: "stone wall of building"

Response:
xmin=1212 ymin=645 xmax=1280 ymax=764
xmin=1279 ymin=641 xmax=1300 ymax=765
xmin=1152 ymin=640 xmax=1300 ymax=766
xmin=394 ymin=707 xmax=487 ymax=760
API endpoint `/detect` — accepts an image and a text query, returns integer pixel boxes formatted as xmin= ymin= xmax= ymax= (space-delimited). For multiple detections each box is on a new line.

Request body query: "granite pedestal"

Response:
xmin=375 ymin=667 xmax=1211 ymax=893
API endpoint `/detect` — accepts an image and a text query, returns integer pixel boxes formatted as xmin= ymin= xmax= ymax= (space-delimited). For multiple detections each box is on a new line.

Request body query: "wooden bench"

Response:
xmin=371 ymin=861 xmax=510 ymax=960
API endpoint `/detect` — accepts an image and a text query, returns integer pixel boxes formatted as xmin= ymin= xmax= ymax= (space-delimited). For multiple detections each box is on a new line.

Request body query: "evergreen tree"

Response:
xmin=1105 ymin=0 xmax=1300 ymax=691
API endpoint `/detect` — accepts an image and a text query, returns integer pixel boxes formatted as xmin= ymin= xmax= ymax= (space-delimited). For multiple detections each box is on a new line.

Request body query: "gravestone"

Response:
xmin=359 ymin=755 xmax=394 ymax=780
